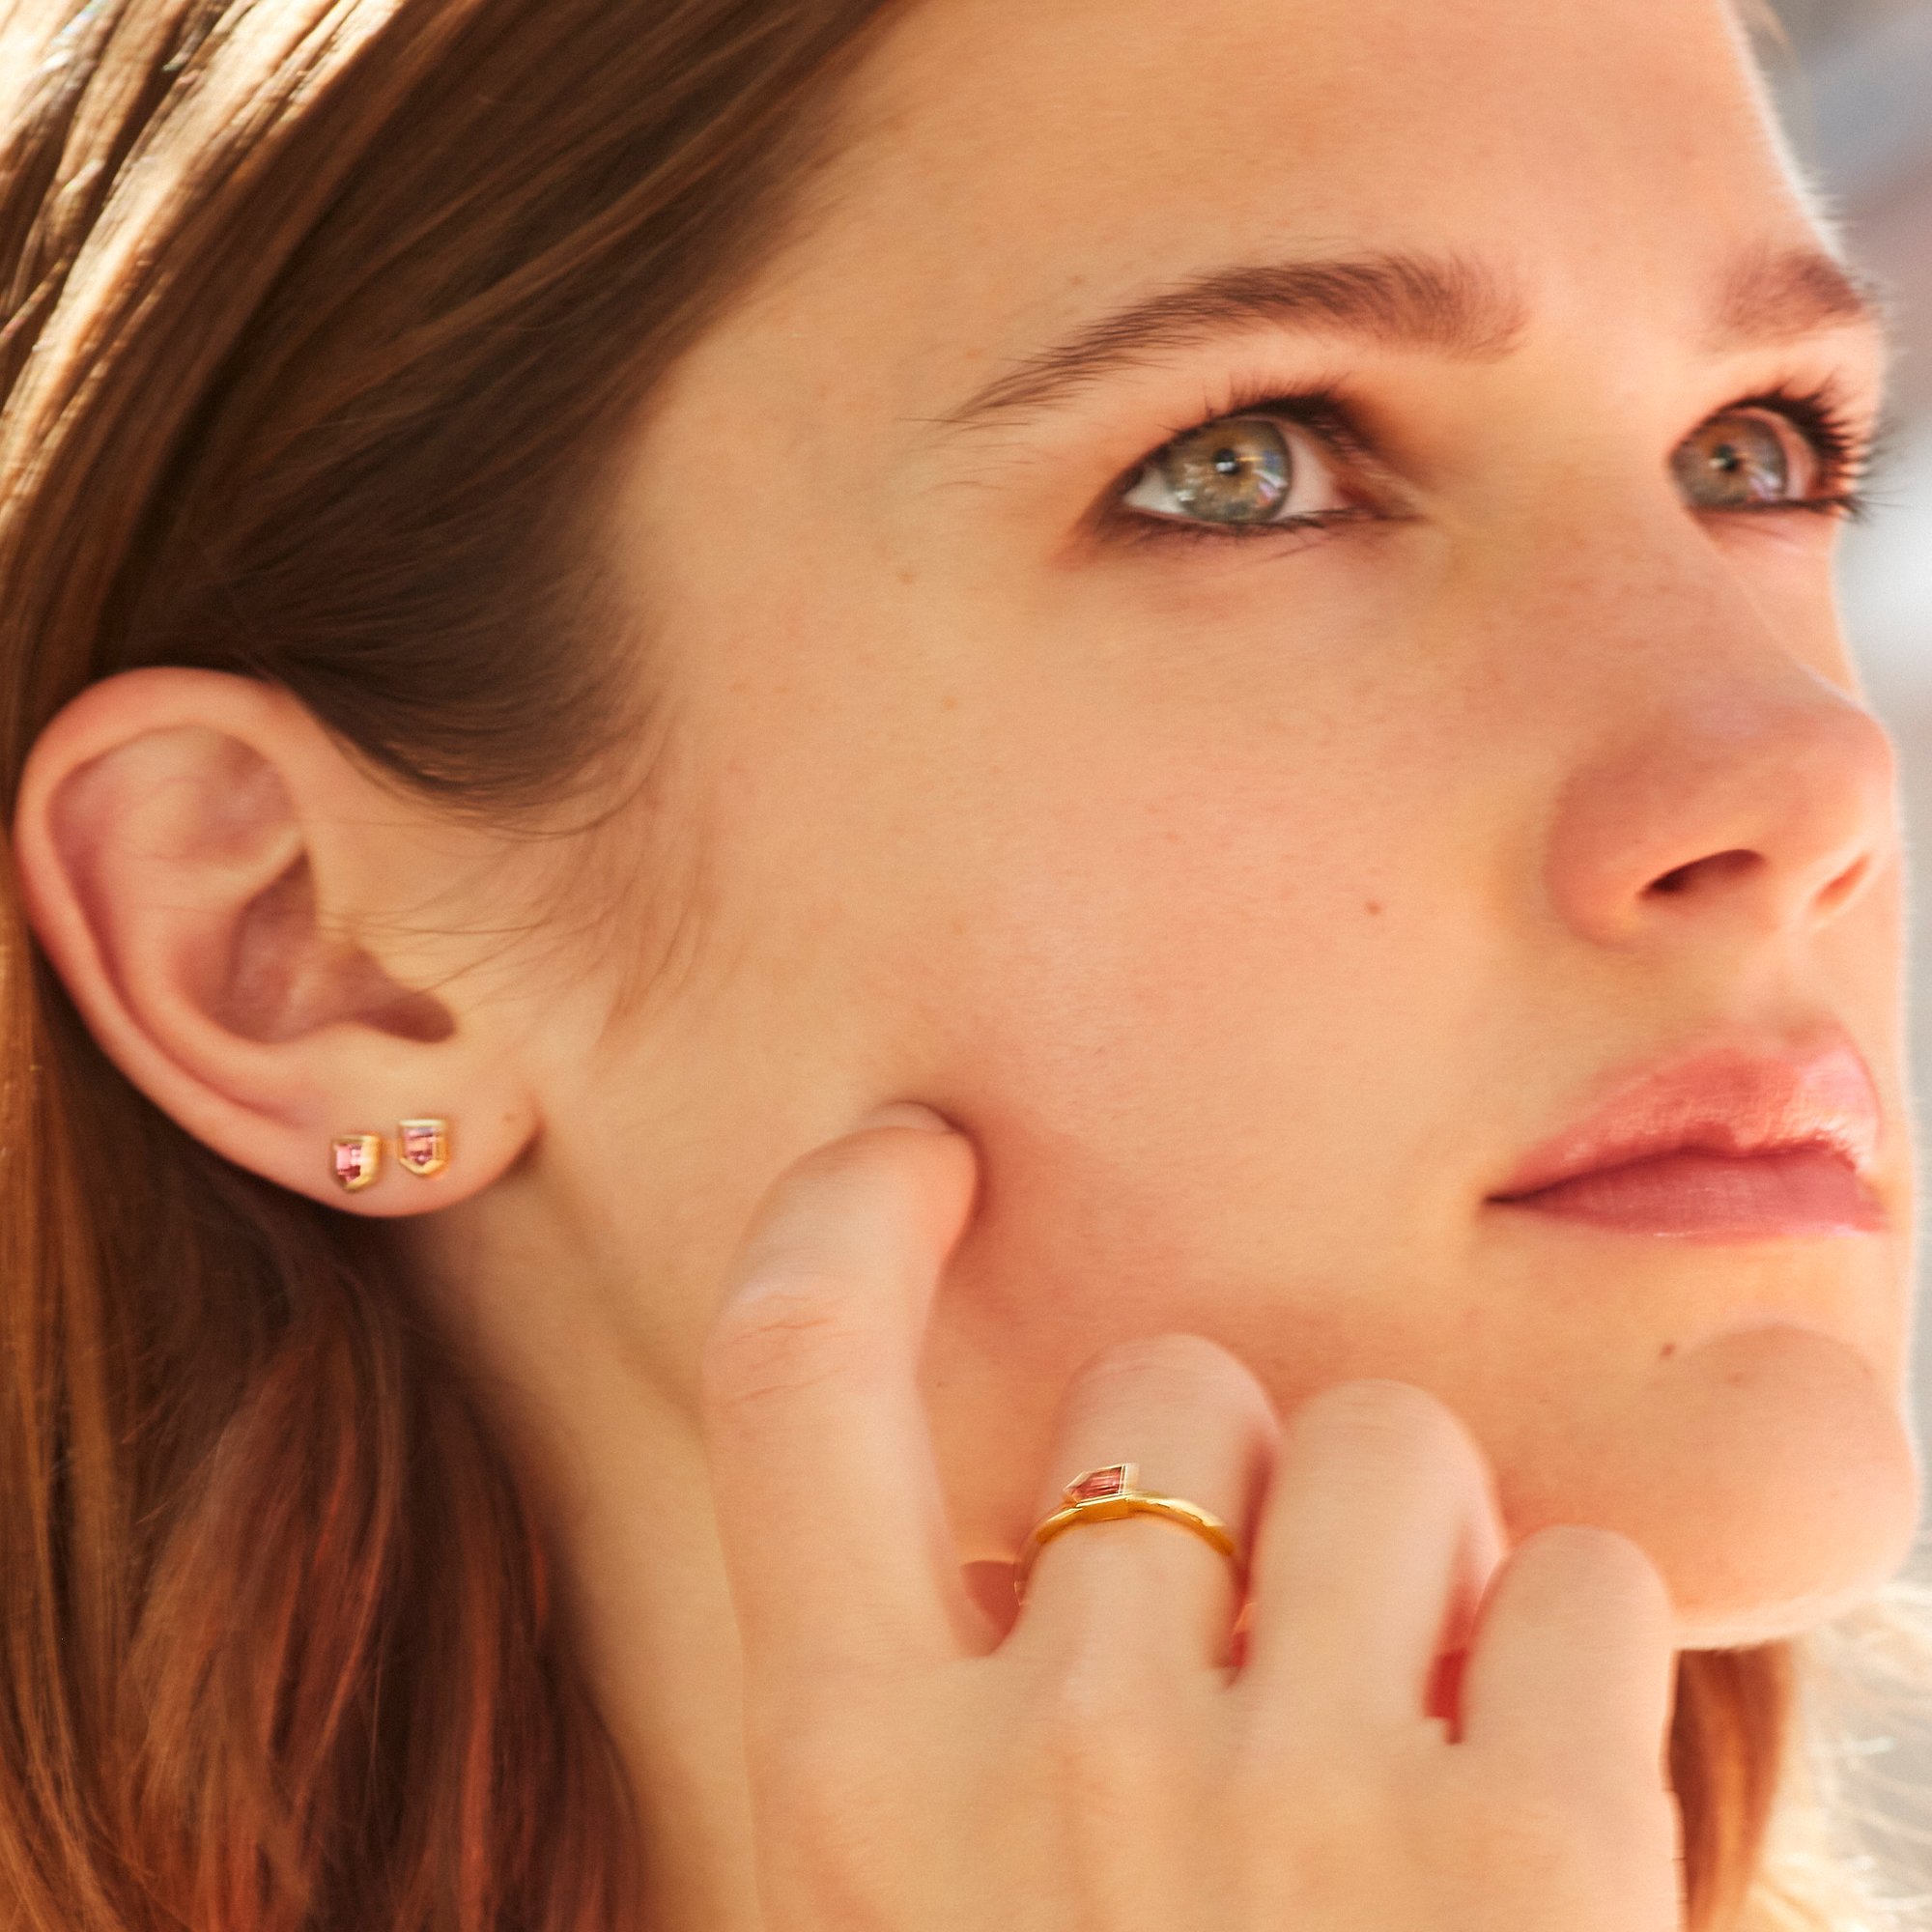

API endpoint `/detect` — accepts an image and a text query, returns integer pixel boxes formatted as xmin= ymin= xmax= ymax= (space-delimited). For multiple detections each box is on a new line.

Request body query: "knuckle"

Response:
xmin=1444 ymin=1776 xmax=1577 ymax=1874
xmin=1446 ymin=1762 xmax=1675 ymax=1885
xmin=1572 ymin=1775 xmax=1679 ymax=1848
xmin=750 ymin=1723 xmax=916 ymax=1886
xmin=1023 ymin=1657 xmax=1184 ymax=1786
xmin=1221 ymin=1706 xmax=1340 ymax=1799
xmin=753 ymin=1708 xmax=892 ymax=1833
xmin=698 ymin=1273 xmax=879 ymax=1412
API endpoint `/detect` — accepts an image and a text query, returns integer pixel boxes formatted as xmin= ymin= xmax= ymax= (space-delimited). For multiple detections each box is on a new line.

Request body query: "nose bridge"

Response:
xmin=1532 ymin=533 xmax=1897 ymax=948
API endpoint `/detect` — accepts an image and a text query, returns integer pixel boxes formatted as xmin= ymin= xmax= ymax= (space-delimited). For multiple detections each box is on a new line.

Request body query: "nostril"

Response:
xmin=1645 ymin=848 xmax=1761 ymax=897
xmin=1815 ymin=853 xmax=1871 ymax=917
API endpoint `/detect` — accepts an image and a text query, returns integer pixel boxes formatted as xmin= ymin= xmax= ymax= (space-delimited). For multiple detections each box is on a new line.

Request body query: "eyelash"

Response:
xmin=1101 ymin=375 xmax=1885 ymax=550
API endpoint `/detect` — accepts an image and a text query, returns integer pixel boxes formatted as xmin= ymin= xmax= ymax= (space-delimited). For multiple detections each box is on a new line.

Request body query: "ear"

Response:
xmin=11 ymin=668 xmax=542 ymax=1214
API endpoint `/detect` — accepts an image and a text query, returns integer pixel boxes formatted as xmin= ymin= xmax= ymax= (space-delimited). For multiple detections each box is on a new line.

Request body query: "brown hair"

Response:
xmin=0 ymin=0 xmax=1829 ymax=1925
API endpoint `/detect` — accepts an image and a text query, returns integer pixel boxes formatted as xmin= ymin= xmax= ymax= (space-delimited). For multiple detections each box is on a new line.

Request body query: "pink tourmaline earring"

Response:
xmin=396 ymin=1118 xmax=451 ymax=1178
xmin=331 ymin=1134 xmax=384 ymax=1193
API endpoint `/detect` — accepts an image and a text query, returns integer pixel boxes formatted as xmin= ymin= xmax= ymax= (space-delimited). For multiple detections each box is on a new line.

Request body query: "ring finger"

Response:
xmin=1001 ymin=1331 xmax=1276 ymax=1677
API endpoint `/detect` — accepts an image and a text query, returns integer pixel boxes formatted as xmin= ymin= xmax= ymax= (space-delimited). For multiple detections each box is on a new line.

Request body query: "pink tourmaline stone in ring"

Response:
xmin=1066 ymin=1463 xmax=1133 ymax=1502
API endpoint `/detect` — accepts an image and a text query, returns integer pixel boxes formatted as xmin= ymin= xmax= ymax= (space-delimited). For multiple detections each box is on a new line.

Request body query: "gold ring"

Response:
xmin=1012 ymin=1462 xmax=1245 ymax=1604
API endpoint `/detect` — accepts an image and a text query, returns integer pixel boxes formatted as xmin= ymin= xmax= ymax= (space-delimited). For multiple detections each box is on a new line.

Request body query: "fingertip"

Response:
xmin=853 ymin=1100 xmax=957 ymax=1136
xmin=1512 ymin=1522 xmax=1675 ymax=1627
xmin=840 ymin=1102 xmax=979 ymax=1249
xmin=1461 ymin=1521 xmax=1679 ymax=1773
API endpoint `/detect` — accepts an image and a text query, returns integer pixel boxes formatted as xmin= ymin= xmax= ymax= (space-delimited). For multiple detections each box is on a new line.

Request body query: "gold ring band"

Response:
xmin=1012 ymin=1462 xmax=1245 ymax=1604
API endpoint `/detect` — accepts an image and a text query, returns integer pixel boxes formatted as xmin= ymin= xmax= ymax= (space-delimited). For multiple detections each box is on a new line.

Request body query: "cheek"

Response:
xmin=895 ymin=697 xmax=1485 ymax=1208
xmin=901 ymin=743 xmax=1501 ymax=1537
xmin=899 ymin=753 xmax=1490 ymax=1404
xmin=898 ymin=770 xmax=1916 ymax=1636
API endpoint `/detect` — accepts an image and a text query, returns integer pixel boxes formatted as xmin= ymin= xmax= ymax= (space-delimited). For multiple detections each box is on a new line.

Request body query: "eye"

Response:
xmin=1671 ymin=406 xmax=1820 ymax=510
xmin=1668 ymin=385 xmax=1878 ymax=521
xmin=1117 ymin=412 xmax=1357 ymax=532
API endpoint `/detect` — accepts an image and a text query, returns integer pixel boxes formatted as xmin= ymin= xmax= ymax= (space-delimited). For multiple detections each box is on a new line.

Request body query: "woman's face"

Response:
xmin=528 ymin=0 xmax=1918 ymax=1645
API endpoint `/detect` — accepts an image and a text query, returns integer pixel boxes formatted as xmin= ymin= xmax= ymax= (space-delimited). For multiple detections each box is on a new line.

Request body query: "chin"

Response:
xmin=1504 ymin=1321 xmax=1921 ymax=1652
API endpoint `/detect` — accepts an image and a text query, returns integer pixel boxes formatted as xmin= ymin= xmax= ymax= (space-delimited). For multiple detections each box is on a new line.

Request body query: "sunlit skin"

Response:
xmin=8 ymin=0 xmax=1921 ymax=1925
xmin=554 ymin=0 xmax=1917 ymax=1635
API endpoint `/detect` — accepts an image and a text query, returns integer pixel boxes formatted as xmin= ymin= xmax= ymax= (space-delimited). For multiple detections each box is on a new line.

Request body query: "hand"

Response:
xmin=698 ymin=1108 xmax=1685 ymax=1932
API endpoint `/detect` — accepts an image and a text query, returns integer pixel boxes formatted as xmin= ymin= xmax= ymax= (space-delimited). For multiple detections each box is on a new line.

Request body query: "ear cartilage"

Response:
xmin=331 ymin=1134 xmax=384 ymax=1193
xmin=396 ymin=1118 xmax=451 ymax=1179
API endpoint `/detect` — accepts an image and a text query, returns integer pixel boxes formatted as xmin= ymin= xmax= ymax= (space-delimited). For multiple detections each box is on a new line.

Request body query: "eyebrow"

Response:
xmin=926 ymin=243 xmax=1888 ymax=440
xmin=1710 ymin=242 xmax=1890 ymax=353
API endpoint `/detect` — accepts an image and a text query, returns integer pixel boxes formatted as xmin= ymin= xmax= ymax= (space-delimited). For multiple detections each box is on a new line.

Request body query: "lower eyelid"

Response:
xmin=1102 ymin=503 xmax=1382 ymax=550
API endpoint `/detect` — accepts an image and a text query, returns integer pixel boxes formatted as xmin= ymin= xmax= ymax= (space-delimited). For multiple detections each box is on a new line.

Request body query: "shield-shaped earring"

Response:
xmin=331 ymin=1134 xmax=384 ymax=1193
xmin=397 ymin=1118 xmax=451 ymax=1179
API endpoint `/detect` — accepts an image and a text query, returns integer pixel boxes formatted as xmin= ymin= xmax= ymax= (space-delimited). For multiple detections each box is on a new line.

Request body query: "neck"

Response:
xmin=399 ymin=1189 xmax=766 ymax=1932
xmin=552 ymin=1402 xmax=764 ymax=1932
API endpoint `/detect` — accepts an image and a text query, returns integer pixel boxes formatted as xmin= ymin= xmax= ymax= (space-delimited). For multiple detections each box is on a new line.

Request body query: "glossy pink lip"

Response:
xmin=1488 ymin=1041 xmax=1887 ymax=1239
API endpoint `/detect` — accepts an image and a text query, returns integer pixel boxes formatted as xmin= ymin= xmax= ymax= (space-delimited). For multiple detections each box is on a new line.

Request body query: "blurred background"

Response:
xmin=1753 ymin=7 xmax=1932 ymax=1916
xmin=1755 ymin=0 xmax=1932 ymax=1434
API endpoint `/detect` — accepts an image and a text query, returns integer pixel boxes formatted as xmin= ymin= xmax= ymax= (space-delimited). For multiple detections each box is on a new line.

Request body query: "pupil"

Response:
xmin=1158 ymin=416 xmax=1294 ymax=523
xmin=1669 ymin=412 xmax=1791 ymax=509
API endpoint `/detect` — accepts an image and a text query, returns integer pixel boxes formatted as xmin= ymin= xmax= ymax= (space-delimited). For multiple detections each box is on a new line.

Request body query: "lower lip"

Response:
xmin=1492 ymin=1148 xmax=1885 ymax=1238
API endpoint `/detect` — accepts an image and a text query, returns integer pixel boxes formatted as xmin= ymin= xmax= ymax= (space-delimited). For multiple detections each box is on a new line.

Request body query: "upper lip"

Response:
xmin=1488 ymin=1037 xmax=1884 ymax=1202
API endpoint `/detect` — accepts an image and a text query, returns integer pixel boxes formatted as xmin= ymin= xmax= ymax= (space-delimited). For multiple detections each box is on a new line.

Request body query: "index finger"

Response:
xmin=698 ymin=1106 xmax=980 ymax=1690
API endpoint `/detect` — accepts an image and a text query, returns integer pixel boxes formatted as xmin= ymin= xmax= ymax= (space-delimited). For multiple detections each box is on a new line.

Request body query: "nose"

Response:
xmin=1543 ymin=655 xmax=1896 ymax=950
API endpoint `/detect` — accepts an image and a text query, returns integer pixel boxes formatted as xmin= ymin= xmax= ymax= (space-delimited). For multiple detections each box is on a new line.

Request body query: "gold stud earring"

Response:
xmin=331 ymin=1134 xmax=384 ymax=1193
xmin=396 ymin=1118 xmax=451 ymax=1178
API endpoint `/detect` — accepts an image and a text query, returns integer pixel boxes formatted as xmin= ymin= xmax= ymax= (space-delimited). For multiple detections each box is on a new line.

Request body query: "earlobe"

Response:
xmin=11 ymin=668 xmax=537 ymax=1214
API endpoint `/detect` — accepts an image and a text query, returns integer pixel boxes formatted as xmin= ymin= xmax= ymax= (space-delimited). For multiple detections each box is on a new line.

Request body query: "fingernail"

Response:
xmin=854 ymin=1100 xmax=953 ymax=1135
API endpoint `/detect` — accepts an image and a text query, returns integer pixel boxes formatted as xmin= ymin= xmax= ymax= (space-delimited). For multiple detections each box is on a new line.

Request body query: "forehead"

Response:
xmin=746 ymin=0 xmax=1830 ymax=398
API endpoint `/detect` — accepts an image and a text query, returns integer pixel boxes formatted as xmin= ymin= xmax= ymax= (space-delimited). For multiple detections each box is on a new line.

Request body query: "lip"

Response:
xmin=1487 ymin=1038 xmax=1888 ymax=1239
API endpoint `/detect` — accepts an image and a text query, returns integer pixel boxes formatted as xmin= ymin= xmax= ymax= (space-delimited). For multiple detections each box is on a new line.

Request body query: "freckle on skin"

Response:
xmin=1661 ymin=1342 xmax=1676 ymax=1359
xmin=1364 ymin=900 xmax=1383 ymax=917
